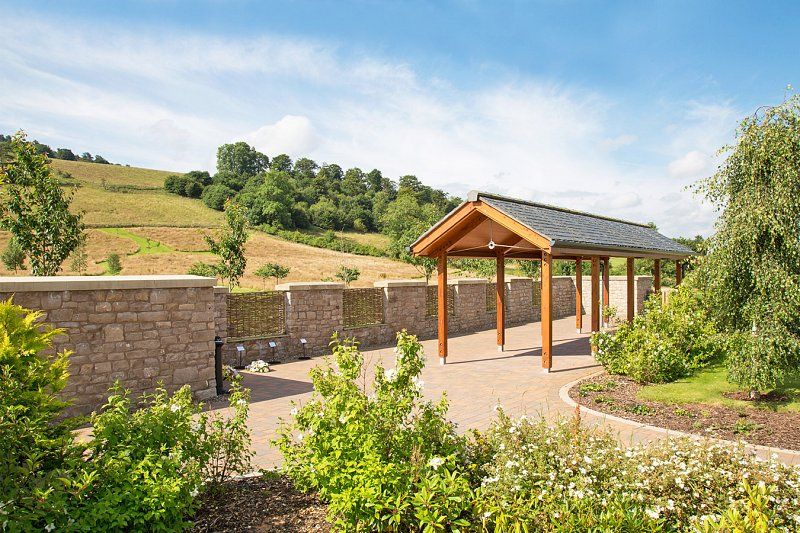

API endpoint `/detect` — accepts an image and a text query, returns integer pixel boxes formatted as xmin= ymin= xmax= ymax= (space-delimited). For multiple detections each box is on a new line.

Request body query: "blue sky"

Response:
xmin=1 ymin=1 xmax=797 ymax=236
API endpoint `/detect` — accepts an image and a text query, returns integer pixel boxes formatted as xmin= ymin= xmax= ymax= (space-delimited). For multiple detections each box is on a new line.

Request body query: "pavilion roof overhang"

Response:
xmin=410 ymin=191 xmax=697 ymax=261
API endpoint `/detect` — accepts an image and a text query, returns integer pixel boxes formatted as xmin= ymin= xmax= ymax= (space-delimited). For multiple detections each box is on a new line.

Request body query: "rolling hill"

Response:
xmin=0 ymin=160 xmax=422 ymax=287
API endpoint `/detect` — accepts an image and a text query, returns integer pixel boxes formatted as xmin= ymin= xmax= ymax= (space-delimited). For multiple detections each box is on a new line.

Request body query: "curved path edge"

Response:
xmin=558 ymin=372 xmax=800 ymax=466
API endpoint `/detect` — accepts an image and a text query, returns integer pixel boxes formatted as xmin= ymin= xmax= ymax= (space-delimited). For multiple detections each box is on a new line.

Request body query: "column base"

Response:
xmin=497 ymin=345 xmax=504 ymax=352
xmin=576 ymin=328 xmax=582 ymax=334
xmin=439 ymin=357 xmax=446 ymax=366
xmin=542 ymin=367 xmax=551 ymax=374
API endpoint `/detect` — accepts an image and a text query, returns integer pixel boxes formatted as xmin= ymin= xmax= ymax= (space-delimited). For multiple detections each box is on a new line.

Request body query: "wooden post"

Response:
xmin=675 ymin=260 xmax=683 ymax=286
xmin=626 ymin=257 xmax=635 ymax=321
xmin=591 ymin=257 xmax=600 ymax=332
xmin=602 ymin=257 xmax=610 ymax=327
xmin=575 ymin=258 xmax=582 ymax=333
xmin=541 ymin=251 xmax=553 ymax=372
xmin=653 ymin=259 xmax=661 ymax=292
xmin=437 ymin=253 xmax=448 ymax=365
xmin=496 ymin=252 xmax=505 ymax=351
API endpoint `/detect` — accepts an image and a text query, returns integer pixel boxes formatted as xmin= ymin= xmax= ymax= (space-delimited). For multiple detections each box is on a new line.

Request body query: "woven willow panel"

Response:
xmin=532 ymin=281 xmax=542 ymax=308
xmin=485 ymin=283 xmax=512 ymax=312
xmin=343 ymin=288 xmax=385 ymax=328
xmin=228 ymin=291 xmax=286 ymax=340
xmin=425 ymin=285 xmax=455 ymax=317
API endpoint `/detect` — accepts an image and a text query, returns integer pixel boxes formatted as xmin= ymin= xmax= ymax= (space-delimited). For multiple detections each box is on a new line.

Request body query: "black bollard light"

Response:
xmin=214 ymin=336 xmax=229 ymax=395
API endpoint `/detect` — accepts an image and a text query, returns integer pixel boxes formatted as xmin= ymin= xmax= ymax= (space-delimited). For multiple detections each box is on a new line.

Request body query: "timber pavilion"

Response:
xmin=410 ymin=191 xmax=695 ymax=371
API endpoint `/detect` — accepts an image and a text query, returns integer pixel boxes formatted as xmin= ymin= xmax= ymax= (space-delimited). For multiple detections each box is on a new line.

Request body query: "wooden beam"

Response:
xmin=437 ymin=253 xmax=448 ymax=364
xmin=602 ymin=257 xmax=610 ymax=327
xmin=626 ymin=257 xmax=635 ymax=321
xmin=653 ymin=259 xmax=661 ymax=292
xmin=675 ymin=260 xmax=683 ymax=286
xmin=541 ymin=251 xmax=553 ymax=371
xmin=496 ymin=252 xmax=505 ymax=351
xmin=591 ymin=257 xmax=600 ymax=332
xmin=575 ymin=258 xmax=582 ymax=333
xmin=411 ymin=201 xmax=477 ymax=255
xmin=474 ymin=203 xmax=552 ymax=250
xmin=424 ymin=210 xmax=487 ymax=258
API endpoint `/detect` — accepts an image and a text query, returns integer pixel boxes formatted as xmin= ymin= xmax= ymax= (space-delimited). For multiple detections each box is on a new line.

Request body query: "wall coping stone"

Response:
xmin=275 ymin=281 xmax=346 ymax=291
xmin=373 ymin=279 xmax=427 ymax=288
xmin=214 ymin=286 xmax=230 ymax=294
xmin=448 ymin=278 xmax=489 ymax=285
xmin=0 ymin=275 xmax=216 ymax=292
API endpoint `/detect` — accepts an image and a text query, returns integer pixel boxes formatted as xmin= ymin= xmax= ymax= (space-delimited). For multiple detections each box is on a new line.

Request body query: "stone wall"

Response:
xmin=216 ymin=275 xmax=653 ymax=366
xmin=0 ymin=276 xmax=217 ymax=417
xmin=579 ymin=275 xmax=654 ymax=320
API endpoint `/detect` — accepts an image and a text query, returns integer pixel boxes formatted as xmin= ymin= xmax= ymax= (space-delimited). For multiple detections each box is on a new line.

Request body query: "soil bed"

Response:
xmin=569 ymin=372 xmax=800 ymax=451
xmin=192 ymin=474 xmax=329 ymax=532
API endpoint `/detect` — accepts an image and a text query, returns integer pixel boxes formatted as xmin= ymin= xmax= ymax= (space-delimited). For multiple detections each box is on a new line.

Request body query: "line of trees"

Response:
xmin=164 ymin=141 xmax=461 ymax=235
xmin=0 ymin=133 xmax=111 ymax=165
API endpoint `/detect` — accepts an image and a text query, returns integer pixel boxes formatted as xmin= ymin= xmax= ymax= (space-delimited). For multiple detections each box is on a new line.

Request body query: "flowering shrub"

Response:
xmin=245 ymin=359 xmax=270 ymax=373
xmin=591 ymin=282 xmax=724 ymax=383
xmin=276 ymin=331 xmax=473 ymax=531
xmin=476 ymin=410 xmax=800 ymax=531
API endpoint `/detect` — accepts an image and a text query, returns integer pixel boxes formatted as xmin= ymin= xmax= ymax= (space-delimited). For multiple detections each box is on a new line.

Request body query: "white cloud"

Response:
xmin=244 ymin=115 xmax=320 ymax=157
xmin=0 ymin=8 xmax=739 ymax=236
xmin=668 ymin=150 xmax=711 ymax=179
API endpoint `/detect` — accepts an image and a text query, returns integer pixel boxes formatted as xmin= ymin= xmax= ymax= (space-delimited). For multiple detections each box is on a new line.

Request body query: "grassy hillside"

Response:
xmin=0 ymin=159 xmax=422 ymax=287
xmin=51 ymin=159 xmax=225 ymax=227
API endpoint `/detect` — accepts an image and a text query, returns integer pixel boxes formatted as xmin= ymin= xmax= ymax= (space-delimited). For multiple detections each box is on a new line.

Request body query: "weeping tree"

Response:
xmin=697 ymin=95 xmax=800 ymax=393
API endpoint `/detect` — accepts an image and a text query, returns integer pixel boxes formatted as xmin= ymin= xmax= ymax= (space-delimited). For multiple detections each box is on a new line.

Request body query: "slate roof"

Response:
xmin=469 ymin=191 xmax=695 ymax=256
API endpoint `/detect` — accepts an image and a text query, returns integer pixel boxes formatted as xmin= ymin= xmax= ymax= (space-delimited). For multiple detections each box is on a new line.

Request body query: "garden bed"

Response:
xmin=569 ymin=372 xmax=800 ymax=451
xmin=191 ymin=473 xmax=328 ymax=532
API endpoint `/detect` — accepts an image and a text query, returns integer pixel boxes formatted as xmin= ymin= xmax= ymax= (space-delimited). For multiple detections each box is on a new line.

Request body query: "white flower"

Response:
xmin=296 ymin=432 xmax=304 ymax=442
xmin=411 ymin=376 xmax=424 ymax=390
xmin=384 ymin=368 xmax=397 ymax=382
xmin=645 ymin=508 xmax=660 ymax=519
xmin=170 ymin=403 xmax=180 ymax=412
xmin=290 ymin=407 xmax=298 ymax=416
xmin=428 ymin=457 xmax=445 ymax=469
xmin=339 ymin=414 xmax=347 ymax=424
xmin=45 ymin=524 xmax=55 ymax=532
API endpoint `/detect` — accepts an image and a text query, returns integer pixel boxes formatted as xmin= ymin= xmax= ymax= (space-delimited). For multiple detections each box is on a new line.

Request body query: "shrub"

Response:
xmin=105 ymin=252 xmax=122 ymax=274
xmin=591 ymin=282 xmax=724 ymax=383
xmin=187 ymin=261 xmax=218 ymax=278
xmin=276 ymin=332 xmax=473 ymax=531
xmin=475 ymin=410 xmax=800 ymax=531
xmin=0 ymin=299 xmax=253 ymax=530
xmin=201 ymin=183 xmax=236 ymax=211
xmin=0 ymin=299 xmax=81 ymax=529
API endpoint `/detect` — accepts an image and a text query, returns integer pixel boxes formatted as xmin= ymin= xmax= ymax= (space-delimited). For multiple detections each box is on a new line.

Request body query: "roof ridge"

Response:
xmin=469 ymin=190 xmax=653 ymax=228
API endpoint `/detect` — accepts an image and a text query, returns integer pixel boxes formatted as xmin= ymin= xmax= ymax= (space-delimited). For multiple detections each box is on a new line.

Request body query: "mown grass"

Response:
xmin=638 ymin=362 xmax=800 ymax=412
xmin=98 ymin=228 xmax=174 ymax=254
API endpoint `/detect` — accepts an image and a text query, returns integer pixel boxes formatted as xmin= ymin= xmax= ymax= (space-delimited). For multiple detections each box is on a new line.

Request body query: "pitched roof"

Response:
xmin=468 ymin=191 xmax=695 ymax=256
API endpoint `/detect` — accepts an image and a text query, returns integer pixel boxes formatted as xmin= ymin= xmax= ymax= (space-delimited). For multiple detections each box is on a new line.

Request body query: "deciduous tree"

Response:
xmin=205 ymin=200 xmax=249 ymax=288
xmin=0 ymin=132 xmax=84 ymax=275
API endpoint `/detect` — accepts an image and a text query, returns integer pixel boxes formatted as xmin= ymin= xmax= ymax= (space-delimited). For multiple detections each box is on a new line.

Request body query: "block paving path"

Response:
xmin=216 ymin=316 xmax=800 ymax=468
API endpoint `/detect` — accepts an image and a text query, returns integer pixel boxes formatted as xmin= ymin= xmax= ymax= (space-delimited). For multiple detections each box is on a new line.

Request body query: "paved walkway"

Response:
xmin=216 ymin=316 xmax=800 ymax=468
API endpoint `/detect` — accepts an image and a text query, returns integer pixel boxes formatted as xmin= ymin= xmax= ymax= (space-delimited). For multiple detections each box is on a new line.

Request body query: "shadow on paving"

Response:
xmin=241 ymin=373 xmax=314 ymax=404
xmin=446 ymin=336 xmax=594 ymax=369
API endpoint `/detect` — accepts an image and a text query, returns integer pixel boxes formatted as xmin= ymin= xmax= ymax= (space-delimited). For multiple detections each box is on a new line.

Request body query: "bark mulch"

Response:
xmin=191 ymin=474 xmax=330 ymax=532
xmin=569 ymin=373 xmax=800 ymax=451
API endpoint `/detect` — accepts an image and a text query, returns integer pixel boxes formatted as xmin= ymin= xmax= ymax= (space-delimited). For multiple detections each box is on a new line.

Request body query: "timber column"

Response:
xmin=575 ymin=258 xmax=582 ymax=333
xmin=496 ymin=252 xmax=505 ymax=351
xmin=541 ymin=251 xmax=553 ymax=372
xmin=437 ymin=253 xmax=448 ymax=365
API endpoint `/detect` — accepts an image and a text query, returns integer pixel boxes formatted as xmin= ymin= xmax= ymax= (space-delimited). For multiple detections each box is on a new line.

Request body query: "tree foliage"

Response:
xmin=254 ymin=262 xmax=290 ymax=287
xmin=697 ymin=96 xmax=800 ymax=391
xmin=335 ymin=265 xmax=360 ymax=286
xmin=216 ymin=141 xmax=268 ymax=177
xmin=1 ymin=236 xmax=26 ymax=273
xmin=205 ymin=200 xmax=249 ymax=288
xmin=0 ymin=132 xmax=84 ymax=275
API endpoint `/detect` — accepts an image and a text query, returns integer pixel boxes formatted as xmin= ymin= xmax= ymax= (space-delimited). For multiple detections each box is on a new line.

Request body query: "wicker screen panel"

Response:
xmin=228 ymin=291 xmax=286 ymax=340
xmin=343 ymin=288 xmax=385 ymax=328
xmin=485 ymin=283 xmax=511 ymax=312
xmin=425 ymin=285 xmax=455 ymax=317
xmin=532 ymin=281 xmax=542 ymax=308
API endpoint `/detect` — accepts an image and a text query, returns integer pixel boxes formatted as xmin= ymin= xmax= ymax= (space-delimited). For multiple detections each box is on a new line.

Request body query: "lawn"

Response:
xmin=638 ymin=362 xmax=800 ymax=412
xmin=99 ymin=228 xmax=174 ymax=254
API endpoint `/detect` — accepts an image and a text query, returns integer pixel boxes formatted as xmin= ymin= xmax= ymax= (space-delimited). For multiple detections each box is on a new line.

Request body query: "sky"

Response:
xmin=1 ymin=1 xmax=797 ymax=237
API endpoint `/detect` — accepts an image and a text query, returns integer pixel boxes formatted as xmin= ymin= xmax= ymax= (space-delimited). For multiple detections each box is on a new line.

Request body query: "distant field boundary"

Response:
xmin=85 ymin=223 xmax=221 ymax=229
